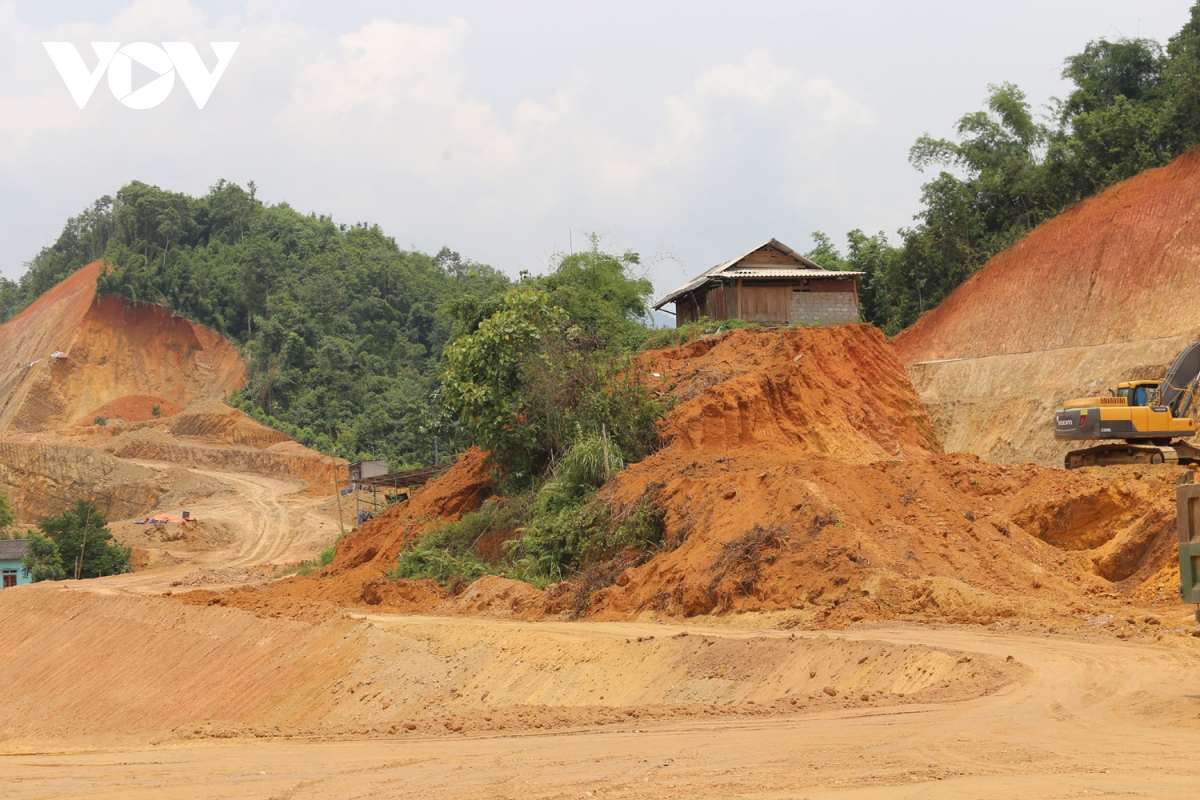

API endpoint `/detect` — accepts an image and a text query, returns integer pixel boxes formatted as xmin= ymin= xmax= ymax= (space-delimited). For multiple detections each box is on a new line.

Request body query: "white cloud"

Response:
xmin=0 ymin=1 xmax=880 ymax=291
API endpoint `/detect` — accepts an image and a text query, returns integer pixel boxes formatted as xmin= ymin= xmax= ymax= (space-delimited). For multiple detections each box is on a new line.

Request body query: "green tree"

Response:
xmin=38 ymin=500 xmax=130 ymax=579
xmin=840 ymin=5 xmax=1200 ymax=335
xmin=441 ymin=288 xmax=570 ymax=478
xmin=21 ymin=533 xmax=65 ymax=582
xmin=0 ymin=487 xmax=13 ymax=533
xmin=440 ymin=242 xmax=661 ymax=483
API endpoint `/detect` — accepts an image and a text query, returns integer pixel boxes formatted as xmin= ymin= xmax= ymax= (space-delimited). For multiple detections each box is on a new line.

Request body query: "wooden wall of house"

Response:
xmin=809 ymin=279 xmax=854 ymax=293
xmin=739 ymin=248 xmax=801 ymax=267
xmin=676 ymin=297 xmax=699 ymax=326
xmin=738 ymin=284 xmax=792 ymax=323
xmin=671 ymin=276 xmax=858 ymax=327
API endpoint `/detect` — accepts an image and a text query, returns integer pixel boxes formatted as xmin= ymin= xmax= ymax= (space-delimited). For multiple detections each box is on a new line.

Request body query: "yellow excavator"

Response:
xmin=1055 ymin=340 xmax=1200 ymax=468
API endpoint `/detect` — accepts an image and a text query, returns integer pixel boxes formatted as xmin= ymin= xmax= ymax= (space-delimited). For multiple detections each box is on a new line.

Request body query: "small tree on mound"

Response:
xmin=38 ymin=500 xmax=130 ymax=579
xmin=21 ymin=533 xmax=65 ymax=582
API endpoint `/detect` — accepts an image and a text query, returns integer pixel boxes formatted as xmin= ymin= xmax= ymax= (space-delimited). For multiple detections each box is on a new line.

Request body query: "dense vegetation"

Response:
xmin=814 ymin=3 xmax=1200 ymax=334
xmin=4 ymin=180 xmax=511 ymax=468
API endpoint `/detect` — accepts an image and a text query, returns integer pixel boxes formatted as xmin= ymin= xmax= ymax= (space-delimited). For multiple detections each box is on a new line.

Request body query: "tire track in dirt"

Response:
xmin=3 ymin=619 xmax=1200 ymax=798
xmin=72 ymin=458 xmax=339 ymax=597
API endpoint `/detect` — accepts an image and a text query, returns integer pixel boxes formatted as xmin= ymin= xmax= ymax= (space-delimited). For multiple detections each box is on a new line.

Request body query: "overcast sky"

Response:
xmin=0 ymin=1 xmax=1193 ymax=300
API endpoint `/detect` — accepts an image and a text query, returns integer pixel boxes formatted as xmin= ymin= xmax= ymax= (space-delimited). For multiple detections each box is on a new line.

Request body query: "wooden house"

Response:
xmin=653 ymin=239 xmax=863 ymax=327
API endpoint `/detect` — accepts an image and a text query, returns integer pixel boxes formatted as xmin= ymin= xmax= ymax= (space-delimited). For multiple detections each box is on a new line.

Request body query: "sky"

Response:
xmin=0 ymin=1 xmax=1194 ymax=302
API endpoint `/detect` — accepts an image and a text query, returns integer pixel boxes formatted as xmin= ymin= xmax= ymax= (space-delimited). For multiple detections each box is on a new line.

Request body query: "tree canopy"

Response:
xmin=11 ymin=180 xmax=512 ymax=469
xmin=821 ymin=3 xmax=1200 ymax=335
xmin=37 ymin=500 xmax=129 ymax=579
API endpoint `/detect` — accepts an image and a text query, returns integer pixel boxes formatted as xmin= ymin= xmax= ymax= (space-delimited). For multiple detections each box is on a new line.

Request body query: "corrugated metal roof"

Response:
xmin=652 ymin=238 xmax=861 ymax=309
xmin=0 ymin=540 xmax=30 ymax=561
xmin=725 ymin=268 xmax=865 ymax=279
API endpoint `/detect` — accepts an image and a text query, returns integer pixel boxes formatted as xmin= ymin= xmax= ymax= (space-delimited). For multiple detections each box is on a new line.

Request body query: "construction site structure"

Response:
xmin=1055 ymin=339 xmax=1200 ymax=469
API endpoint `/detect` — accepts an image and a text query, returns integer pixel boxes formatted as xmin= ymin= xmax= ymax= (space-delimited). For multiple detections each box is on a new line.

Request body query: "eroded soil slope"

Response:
xmin=0 ymin=585 xmax=1014 ymax=743
xmin=204 ymin=326 xmax=1186 ymax=634
xmin=894 ymin=149 xmax=1200 ymax=465
xmin=0 ymin=265 xmax=344 ymax=522
xmin=0 ymin=262 xmax=245 ymax=433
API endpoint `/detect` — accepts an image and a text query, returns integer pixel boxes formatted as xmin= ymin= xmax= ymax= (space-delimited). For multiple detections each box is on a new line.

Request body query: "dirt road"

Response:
xmin=85 ymin=458 xmax=341 ymax=595
xmin=4 ymin=616 xmax=1200 ymax=799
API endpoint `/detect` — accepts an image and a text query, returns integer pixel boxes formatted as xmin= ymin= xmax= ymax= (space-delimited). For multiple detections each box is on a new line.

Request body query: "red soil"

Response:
xmin=178 ymin=448 xmax=495 ymax=612
xmin=894 ymin=148 xmax=1200 ymax=364
xmin=85 ymin=395 xmax=185 ymax=424
xmin=638 ymin=326 xmax=939 ymax=461
xmin=190 ymin=326 xmax=1182 ymax=631
xmin=0 ymin=262 xmax=245 ymax=433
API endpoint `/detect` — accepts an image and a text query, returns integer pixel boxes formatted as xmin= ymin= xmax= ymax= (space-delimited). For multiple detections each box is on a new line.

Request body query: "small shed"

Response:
xmin=654 ymin=238 xmax=864 ymax=327
xmin=0 ymin=540 xmax=31 ymax=588
xmin=349 ymin=460 xmax=388 ymax=486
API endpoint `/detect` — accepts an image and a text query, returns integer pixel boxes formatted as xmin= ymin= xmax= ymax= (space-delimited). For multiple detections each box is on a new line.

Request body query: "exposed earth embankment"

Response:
xmin=895 ymin=149 xmax=1200 ymax=465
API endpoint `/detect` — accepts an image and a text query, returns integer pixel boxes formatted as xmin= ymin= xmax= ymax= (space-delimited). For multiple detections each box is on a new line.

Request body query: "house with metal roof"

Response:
xmin=653 ymin=239 xmax=864 ymax=328
xmin=0 ymin=539 xmax=31 ymax=588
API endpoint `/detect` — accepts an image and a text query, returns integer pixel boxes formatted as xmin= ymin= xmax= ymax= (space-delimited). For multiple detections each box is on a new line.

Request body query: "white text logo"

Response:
xmin=43 ymin=42 xmax=239 ymax=109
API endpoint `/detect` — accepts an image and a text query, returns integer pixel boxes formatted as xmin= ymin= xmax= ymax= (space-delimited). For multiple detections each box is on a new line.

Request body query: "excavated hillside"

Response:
xmin=0 ymin=264 xmax=344 ymax=523
xmin=195 ymin=326 xmax=1185 ymax=633
xmin=894 ymin=149 xmax=1200 ymax=465
xmin=0 ymin=262 xmax=245 ymax=434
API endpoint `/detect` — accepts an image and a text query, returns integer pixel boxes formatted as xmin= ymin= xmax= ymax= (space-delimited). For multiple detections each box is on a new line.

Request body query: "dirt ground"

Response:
xmin=4 ymin=615 xmax=1200 ymax=798
xmin=894 ymin=150 xmax=1200 ymax=466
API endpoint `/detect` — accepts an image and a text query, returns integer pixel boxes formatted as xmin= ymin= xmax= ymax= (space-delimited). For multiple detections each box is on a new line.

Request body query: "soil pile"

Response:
xmin=190 ymin=326 xmax=1185 ymax=632
xmin=587 ymin=327 xmax=1183 ymax=624
xmin=0 ymin=262 xmax=245 ymax=434
xmin=0 ymin=265 xmax=345 ymax=496
xmin=639 ymin=325 xmax=939 ymax=462
xmin=893 ymin=149 xmax=1200 ymax=464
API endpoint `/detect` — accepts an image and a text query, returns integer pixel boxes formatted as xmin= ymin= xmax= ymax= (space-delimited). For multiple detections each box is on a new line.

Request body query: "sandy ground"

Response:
xmin=3 ymin=617 xmax=1200 ymax=799
xmin=94 ymin=457 xmax=344 ymax=594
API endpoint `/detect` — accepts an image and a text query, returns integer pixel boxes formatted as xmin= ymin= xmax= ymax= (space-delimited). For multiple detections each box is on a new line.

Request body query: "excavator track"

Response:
xmin=1064 ymin=441 xmax=1200 ymax=469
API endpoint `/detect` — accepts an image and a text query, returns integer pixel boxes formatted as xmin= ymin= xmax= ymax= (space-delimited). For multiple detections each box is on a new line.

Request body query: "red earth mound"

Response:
xmin=188 ymin=326 xmax=1187 ymax=633
xmin=638 ymin=325 xmax=939 ymax=462
xmin=894 ymin=148 xmax=1200 ymax=364
xmin=0 ymin=262 xmax=245 ymax=433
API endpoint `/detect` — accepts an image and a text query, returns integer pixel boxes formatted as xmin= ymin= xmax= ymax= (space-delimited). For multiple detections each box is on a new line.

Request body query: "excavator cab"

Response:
xmin=1116 ymin=381 xmax=1159 ymax=408
xmin=1055 ymin=341 xmax=1200 ymax=468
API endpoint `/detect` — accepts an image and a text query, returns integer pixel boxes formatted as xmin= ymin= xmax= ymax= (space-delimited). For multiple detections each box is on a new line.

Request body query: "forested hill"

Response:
xmin=0 ymin=181 xmax=658 ymax=472
xmin=2 ymin=180 xmax=518 ymax=467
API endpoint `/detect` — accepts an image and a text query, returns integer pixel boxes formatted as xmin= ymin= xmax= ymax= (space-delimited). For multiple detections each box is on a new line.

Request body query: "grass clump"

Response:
xmin=639 ymin=316 xmax=761 ymax=351
xmin=391 ymin=431 xmax=667 ymax=603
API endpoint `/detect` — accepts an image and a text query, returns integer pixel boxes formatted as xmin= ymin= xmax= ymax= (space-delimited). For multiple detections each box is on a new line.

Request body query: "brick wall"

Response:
xmin=789 ymin=291 xmax=859 ymax=325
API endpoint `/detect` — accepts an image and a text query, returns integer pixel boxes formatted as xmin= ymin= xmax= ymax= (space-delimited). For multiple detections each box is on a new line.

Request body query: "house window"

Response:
xmin=2 ymin=570 xmax=16 ymax=588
